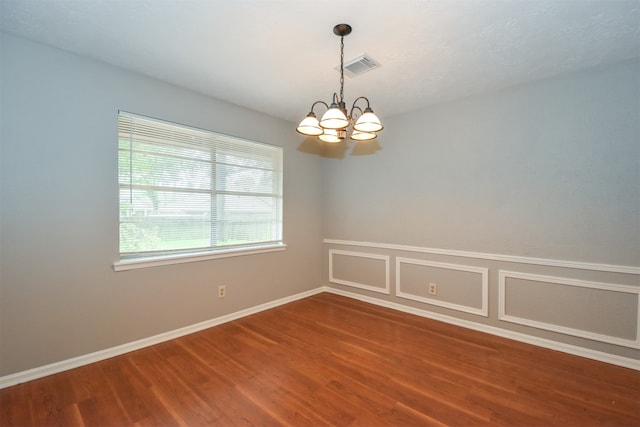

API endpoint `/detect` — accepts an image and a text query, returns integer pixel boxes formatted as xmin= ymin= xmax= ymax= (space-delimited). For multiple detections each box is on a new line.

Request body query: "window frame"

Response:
xmin=114 ymin=111 xmax=285 ymax=271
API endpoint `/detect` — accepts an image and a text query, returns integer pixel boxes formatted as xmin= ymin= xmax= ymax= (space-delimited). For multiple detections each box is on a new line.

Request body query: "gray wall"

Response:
xmin=2 ymin=32 xmax=638 ymax=376
xmin=0 ymin=33 xmax=324 ymax=376
xmin=324 ymin=59 xmax=639 ymax=266
xmin=323 ymin=58 xmax=640 ymax=359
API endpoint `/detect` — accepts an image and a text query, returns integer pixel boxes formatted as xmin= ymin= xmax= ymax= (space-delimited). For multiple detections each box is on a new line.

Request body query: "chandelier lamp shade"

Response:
xmin=296 ymin=24 xmax=383 ymax=142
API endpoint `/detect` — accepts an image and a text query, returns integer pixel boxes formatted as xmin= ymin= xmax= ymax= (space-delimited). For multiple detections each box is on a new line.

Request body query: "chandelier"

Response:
xmin=296 ymin=24 xmax=383 ymax=143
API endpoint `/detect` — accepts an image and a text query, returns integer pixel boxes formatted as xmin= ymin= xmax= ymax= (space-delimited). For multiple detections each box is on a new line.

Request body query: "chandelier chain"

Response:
xmin=339 ymin=35 xmax=345 ymax=104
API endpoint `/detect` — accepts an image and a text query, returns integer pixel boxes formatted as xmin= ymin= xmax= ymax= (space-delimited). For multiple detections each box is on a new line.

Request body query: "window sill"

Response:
xmin=113 ymin=243 xmax=287 ymax=272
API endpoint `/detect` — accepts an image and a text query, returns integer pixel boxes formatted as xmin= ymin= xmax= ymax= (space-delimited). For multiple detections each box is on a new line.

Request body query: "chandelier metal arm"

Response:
xmin=308 ymin=100 xmax=329 ymax=114
xmin=349 ymin=96 xmax=372 ymax=119
xmin=349 ymin=105 xmax=364 ymax=122
xmin=306 ymin=98 xmax=348 ymax=117
xmin=351 ymin=96 xmax=372 ymax=109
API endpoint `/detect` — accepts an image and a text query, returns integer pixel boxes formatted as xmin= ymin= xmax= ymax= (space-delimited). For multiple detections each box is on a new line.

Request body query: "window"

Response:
xmin=115 ymin=111 xmax=283 ymax=269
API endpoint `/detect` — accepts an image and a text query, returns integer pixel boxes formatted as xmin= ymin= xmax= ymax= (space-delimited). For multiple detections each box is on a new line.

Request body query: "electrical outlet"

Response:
xmin=428 ymin=283 xmax=437 ymax=295
xmin=218 ymin=285 xmax=226 ymax=298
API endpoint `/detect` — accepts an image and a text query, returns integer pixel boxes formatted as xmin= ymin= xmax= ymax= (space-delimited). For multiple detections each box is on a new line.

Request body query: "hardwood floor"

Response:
xmin=2 ymin=292 xmax=639 ymax=426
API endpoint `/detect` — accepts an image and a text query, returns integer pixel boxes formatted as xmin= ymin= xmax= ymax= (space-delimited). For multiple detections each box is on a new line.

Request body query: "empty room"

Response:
xmin=1 ymin=0 xmax=639 ymax=425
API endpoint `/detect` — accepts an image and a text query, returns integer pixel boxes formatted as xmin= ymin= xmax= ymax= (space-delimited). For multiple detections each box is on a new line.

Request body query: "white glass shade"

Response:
xmin=350 ymin=130 xmax=377 ymax=141
xmin=353 ymin=109 xmax=383 ymax=132
xmin=318 ymin=129 xmax=342 ymax=143
xmin=296 ymin=113 xmax=323 ymax=136
xmin=319 ymin=106 xmax=349 ymax=129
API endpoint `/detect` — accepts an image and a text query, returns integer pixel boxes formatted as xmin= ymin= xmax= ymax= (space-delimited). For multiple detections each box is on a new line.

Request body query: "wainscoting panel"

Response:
xmin=499 ymin=270 xmax=640 ymax=348
xmin=329 ymin=249 xmax=390 ymax=294
xmin=396 ymin=257 xmax=489 ymax=316
xmin=324 ymin=239 xmax=640 ymax=365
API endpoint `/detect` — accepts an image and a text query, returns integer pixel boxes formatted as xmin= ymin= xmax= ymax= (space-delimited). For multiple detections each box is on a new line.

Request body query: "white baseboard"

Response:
xmin=0 ymin=287 xmax=325 ymax=389
xmin=2 ymin=285 xmax=637 ymax=390
xmin=325 ymin=287 xmax=640 ymax=371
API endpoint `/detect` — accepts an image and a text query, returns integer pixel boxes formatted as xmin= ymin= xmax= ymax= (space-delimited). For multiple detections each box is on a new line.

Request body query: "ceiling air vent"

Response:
xmin=336 ymin=54 xmax=380 ymax=78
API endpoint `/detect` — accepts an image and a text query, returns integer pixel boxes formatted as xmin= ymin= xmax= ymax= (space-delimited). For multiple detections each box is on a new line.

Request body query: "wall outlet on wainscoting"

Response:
xmin=428 ymin=283 xmax=437 ymax=295
xmin=218 ymin=285 xmax=226 ymax=298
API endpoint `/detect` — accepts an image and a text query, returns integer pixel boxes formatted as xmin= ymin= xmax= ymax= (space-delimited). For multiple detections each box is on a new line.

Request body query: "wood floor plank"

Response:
xmin=1 ymin=293 xmax=639 ymax=426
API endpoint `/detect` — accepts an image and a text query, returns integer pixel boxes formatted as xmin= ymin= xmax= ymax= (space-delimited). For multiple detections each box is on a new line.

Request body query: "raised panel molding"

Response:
xmin=324 ymin=239 xmax=640 ymax=275
xmin=396 ymin=257 xmax=489 ymax=316
xmin=329 ymin=249 xmax=391 ymax=294
xmin=499 ymin=270 xmax=640 ymax=349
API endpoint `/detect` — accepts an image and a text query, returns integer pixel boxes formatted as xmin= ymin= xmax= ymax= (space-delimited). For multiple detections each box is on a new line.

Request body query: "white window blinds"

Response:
xmin=118 ymin=111 xmax=283 ymax=259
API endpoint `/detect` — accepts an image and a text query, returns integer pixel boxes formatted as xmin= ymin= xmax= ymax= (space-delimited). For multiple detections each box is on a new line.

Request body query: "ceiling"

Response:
xmin=1 ymin=0 xmax=639 ymax=124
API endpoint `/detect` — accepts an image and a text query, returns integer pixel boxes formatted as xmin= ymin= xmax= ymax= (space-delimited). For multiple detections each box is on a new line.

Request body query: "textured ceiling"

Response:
xmin=1 ymin=0 xmax=639 ymax=124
